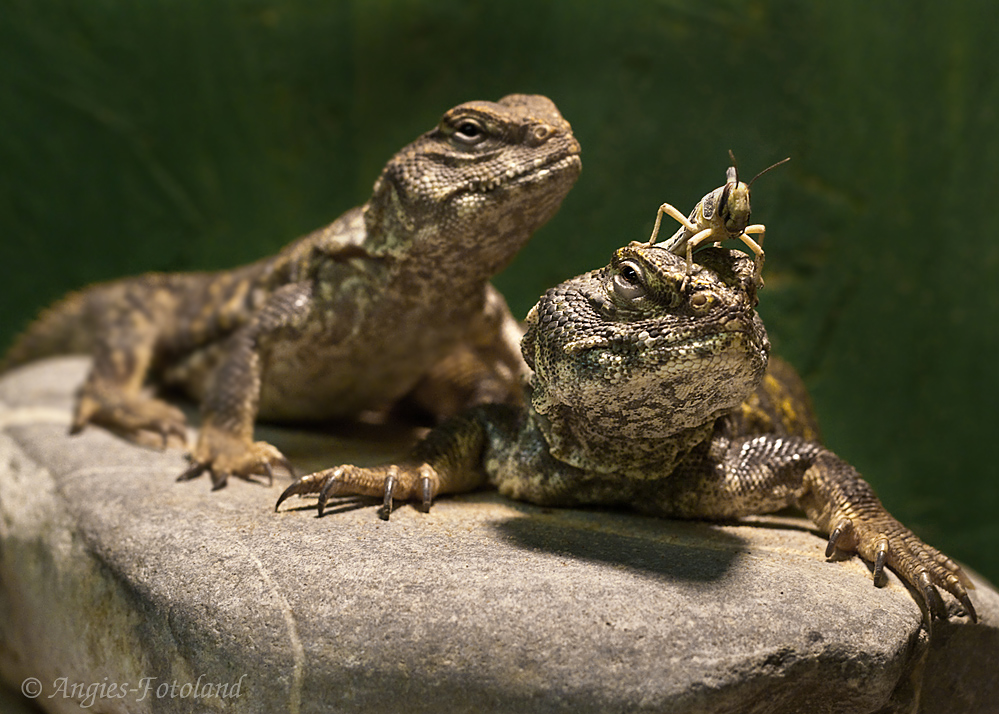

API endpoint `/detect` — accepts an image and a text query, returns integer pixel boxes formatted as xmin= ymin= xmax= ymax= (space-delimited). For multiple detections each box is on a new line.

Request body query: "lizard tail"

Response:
xmin=1 ymin=289 xmax=95 ymax=372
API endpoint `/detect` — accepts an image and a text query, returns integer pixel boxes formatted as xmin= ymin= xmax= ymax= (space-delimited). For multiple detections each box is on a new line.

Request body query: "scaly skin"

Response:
xmin=2 ymin=94 xmax=582 ymax=489
xmin=278 ymin=244 xmax=976 ymax=623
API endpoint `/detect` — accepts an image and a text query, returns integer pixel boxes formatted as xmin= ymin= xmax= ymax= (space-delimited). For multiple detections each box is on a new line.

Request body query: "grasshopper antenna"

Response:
xmin=748 ymin=156 xmax=790 ymax=188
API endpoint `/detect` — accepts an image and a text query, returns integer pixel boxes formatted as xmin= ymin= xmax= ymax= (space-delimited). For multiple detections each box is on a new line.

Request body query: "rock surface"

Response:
xmin=0 ymin=357 xmax=996 ymax=714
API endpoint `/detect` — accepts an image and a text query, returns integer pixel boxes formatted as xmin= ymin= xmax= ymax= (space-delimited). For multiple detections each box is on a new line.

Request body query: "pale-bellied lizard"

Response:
xmin=278 ymin=242 xmax=976 ymax=623
xmin=2 ymin=94 xmax=582 ymax=489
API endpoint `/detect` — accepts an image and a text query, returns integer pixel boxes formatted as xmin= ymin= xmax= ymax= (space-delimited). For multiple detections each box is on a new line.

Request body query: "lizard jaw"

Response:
xmin=468 ymin=150 xmax=582 ymax=194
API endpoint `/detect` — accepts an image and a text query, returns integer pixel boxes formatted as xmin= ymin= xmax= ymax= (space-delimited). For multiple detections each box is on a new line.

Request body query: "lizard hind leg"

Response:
xmin=73 ymin=383 xmax=189 ymax=450
xmin=72 ymin=296 xmax=189 ymax=449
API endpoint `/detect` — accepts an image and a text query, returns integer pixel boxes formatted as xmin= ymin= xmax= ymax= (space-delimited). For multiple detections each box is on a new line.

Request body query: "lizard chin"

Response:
xmin=531 ymin=321 xmax=769 ymax=442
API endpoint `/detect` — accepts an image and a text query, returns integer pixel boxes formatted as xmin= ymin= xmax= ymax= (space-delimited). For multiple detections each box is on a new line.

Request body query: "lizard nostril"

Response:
xmin=530 ymin=125 xmax=554 ymax=144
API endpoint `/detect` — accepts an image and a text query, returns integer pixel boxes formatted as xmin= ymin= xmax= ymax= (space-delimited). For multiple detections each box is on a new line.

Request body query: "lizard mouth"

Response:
xmin=668 ymin=316 xmax=767 ymax=355
xmin=469 ymin=149 xmax=582 ymax=193
xmin=564 ymin=315 xmax=765 ymax=359
xmin=660 ymin=327 xmax=766 ymax=364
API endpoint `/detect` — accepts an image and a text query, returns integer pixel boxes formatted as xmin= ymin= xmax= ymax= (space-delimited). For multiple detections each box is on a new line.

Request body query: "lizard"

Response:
xmin=1 ymin=94 xmax=582 ymax=489
xmin=276 ymin=242 xmax=977 ymax=623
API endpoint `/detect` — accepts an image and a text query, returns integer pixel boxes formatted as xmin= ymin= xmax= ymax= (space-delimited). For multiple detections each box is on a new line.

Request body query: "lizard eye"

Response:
xmin=453 ymin=119 xmax=486 ymax=144
xmin=613 ymin=261 xmax=646 ymax=300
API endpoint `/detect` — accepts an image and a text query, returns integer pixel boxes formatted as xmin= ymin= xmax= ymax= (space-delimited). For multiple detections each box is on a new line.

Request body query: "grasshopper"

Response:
xmin=648 ymin=152 xmax=789 ymax=287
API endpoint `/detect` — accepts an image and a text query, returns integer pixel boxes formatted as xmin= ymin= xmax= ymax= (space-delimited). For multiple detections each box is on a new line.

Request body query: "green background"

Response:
xmin=2 ymin=1 xmax=997 ymax=586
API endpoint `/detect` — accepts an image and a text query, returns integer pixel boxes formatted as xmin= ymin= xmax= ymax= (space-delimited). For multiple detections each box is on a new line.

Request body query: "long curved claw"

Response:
xmin=420 ymin=474 xmax=434 ymax=513
xmin=177 ymin=462 xmax=208 ymax=482
xmin=274 ymin=481 xmax=299 ymax=513
xmin=825 ymin=518 xmax=853 ymax=558
xmin=873 ymin=536 xmax=889 ymax=585
xmin=317 ymin=467 xmax=348 ymax=517
xmin=258 ymin=457 xmax=292 ymax=488
xmin=274 ymin=483 xmax=297 ymax=512
xmin=274 ymin=455 xmax=295 ymax=479
xmin=918 ymin=571 xmax=948 ymax=621
xmin=275 ymin=470 xmax=327 ymax=512
xmin=958 ymin=591 xmax=978 ymax=623
xmin=378 ymin=469 xmax=398 ymax=521
xmin=937 ymin=568 xmax=978 ymax=623
xmin=211 ymin=470 xmax=232 ymax=491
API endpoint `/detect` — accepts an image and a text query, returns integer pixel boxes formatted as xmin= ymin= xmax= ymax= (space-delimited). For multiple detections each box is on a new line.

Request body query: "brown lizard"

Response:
xmin=277 ymin=243 xmax=977 ymax=623
xmin=2 ymin=94 xmax=582 ymax=489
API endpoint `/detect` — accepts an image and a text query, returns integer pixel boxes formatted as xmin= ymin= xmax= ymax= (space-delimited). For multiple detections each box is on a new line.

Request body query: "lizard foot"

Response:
xmin=72 ymin=387 xmax=188 ymax=449
xmin=275 ymin=462 xmax=439 ymax=520
xmin=826 ymin=514 xmax=977 ymax=623
xmin=179 ymin=423 xmax=293 ymax=490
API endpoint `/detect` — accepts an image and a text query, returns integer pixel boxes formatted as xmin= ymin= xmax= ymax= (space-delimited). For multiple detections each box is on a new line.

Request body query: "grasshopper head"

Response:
xmin=719 ymin=153 xmax=789 ymax=237
xmin=719 ymin=178 xmax=752 ymax=237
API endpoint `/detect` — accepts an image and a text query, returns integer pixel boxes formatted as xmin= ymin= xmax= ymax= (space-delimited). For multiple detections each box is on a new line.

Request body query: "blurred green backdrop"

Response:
xmin=2 ymin=1 xmax=996 ymax=586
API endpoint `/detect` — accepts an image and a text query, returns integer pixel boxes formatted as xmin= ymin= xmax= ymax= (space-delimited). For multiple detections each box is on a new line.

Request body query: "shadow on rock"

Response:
xmin=491 ymin=506 xmax=747 ymax=583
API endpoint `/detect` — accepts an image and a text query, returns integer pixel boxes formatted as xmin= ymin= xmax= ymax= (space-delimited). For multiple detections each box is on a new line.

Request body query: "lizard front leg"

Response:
xmin=275 ymin=407 xmax=499 ymax=519
xmin=658 ymin=435 xmax=976 ymax=622
xmin=179 ymin=282 xmax=312 ymax=489
xmin=797 ymin=449 xmax=976 ymax=622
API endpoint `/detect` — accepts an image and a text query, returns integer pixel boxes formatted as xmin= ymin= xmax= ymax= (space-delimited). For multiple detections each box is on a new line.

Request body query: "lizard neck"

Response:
xmin=360 ymin=184 xmax=534 ymax=284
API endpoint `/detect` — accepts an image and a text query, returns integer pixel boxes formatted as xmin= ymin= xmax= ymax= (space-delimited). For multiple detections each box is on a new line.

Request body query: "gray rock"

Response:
xmin=0 ymin=357 xmax=996 ymax=714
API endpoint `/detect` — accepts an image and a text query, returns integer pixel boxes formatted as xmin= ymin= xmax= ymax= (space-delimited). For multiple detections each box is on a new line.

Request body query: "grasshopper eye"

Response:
xmin=613 ymin=261 xmax=646 ymax=300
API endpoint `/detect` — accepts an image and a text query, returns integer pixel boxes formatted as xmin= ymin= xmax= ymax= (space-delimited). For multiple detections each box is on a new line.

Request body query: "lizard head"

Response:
xmin=365 ymin=94 xmax=582 ymax=274
xmin=522 ymin=244 xmax=769 ymax=448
